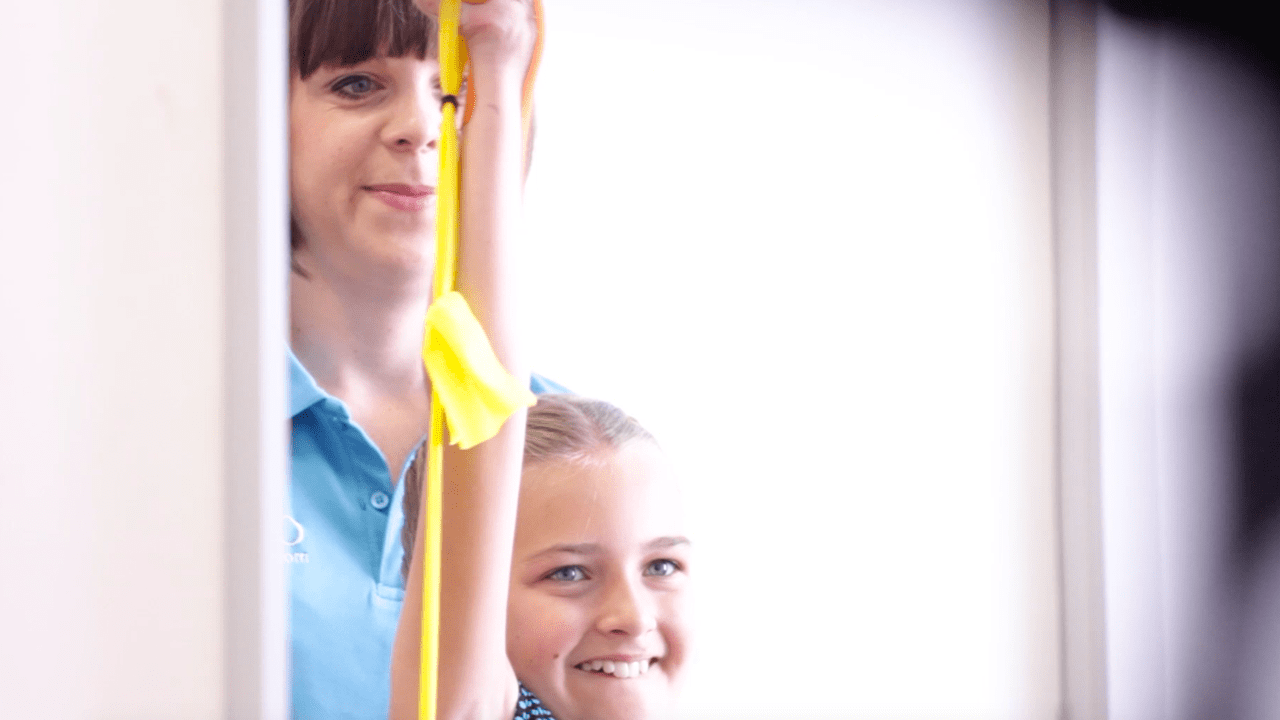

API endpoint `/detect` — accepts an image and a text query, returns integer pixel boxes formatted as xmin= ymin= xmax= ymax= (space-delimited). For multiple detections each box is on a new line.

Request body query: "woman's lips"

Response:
xmin=366 ymin=184 xmax=434 ymax=212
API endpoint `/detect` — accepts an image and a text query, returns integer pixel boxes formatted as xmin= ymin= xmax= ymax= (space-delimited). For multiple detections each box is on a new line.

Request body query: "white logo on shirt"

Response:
xmin=285 ymin=515 xmax=310 ymax=564
xmin=285 ymin=515 xmax=306 ymax=545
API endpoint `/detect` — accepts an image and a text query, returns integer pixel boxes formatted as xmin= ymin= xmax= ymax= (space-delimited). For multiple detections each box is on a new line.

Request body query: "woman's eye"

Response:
xmin=332 ymin=75 xmax=379 ymax=99
xmin=644 ymin=559 xmax=680 ymax=577
xmin=546 ymin=566 xmax=586 ymax=582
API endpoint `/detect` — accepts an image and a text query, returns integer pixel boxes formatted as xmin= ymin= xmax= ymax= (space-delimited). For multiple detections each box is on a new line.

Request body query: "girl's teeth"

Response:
xmin=577 ymin=658 xmax=656 ymax=678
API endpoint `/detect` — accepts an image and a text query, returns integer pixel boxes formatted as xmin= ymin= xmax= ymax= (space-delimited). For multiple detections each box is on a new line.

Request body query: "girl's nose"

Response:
xmin=595 ymin=577 xmax=657 ymax=637
xmin=383 ymin=86 xmax=441 ymax=152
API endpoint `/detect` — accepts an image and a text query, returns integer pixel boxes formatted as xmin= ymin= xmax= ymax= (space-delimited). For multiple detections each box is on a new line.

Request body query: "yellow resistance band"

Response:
xmin=418 ymin=1 xmax=544 ymax=718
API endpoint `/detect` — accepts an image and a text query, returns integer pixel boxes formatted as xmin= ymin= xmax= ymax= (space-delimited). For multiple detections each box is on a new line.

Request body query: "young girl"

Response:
xmin=396 ymin=394 xmax=694 ymax=720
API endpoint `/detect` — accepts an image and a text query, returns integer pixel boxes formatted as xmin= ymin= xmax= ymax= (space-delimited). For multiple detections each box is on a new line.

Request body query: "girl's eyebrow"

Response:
xmin=526 ymin=542 xmax=601 ymax=561
xmin=525 ymin=536 xmax=692 ymax=562
xmin=646 ymin=536 xmax=692 ymax=550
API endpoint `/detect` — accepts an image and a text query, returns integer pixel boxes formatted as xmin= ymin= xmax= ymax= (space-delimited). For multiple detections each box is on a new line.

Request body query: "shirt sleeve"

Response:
xmin=529 ymin=373 xmax=571 ymax=395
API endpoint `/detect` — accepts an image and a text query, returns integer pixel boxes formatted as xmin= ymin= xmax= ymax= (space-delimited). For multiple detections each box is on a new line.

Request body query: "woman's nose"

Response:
xmin=595 ymin=577 xmax=657 ymax=637
xmin=384 ymin=85 xmax=441 ymax=152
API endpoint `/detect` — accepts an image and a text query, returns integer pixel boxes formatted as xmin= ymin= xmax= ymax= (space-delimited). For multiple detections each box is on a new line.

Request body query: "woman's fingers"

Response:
xmin=412 ymin=0 xmax=536 ymax=71
xmin=461 ymin=0 xmax=537 ymax=68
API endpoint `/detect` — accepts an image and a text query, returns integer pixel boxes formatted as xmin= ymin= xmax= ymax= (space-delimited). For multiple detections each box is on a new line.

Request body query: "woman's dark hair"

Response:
xmin=290 ymin=0 xmax=434 ymax=80
xmin=400 ymin=394 xmax=656 ymax=578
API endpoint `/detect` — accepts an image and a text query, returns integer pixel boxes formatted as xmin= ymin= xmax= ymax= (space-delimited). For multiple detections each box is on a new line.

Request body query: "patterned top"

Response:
xmin=514 ymin=684 xmax=558 ymax=720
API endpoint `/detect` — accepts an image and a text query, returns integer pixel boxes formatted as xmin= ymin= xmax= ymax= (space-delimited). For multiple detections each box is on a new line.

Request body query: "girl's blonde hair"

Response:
xmin=401 ymin=394 xmax=655 ymax=578
xmin=522 ymin=394 xmax=655 ymax=466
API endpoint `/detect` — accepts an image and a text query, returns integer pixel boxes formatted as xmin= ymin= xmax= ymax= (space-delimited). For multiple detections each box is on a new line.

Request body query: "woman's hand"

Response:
xmin=413 ymin=0 xmax=537 ymax=75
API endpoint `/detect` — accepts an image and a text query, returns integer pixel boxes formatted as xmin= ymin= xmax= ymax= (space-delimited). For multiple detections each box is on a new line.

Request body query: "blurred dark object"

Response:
xmin=1102 ymin=0 xmax=1279 ymax=76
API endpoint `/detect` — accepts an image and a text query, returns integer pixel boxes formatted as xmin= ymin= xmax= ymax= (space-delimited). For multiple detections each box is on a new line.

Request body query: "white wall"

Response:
xmin=524 ymin=1 xmax=1060 ymax=717
xmin=0 ymin=0 xmax=230 ymax=717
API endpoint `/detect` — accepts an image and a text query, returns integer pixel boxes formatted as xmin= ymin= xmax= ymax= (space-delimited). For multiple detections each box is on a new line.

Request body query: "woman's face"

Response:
xmin=507 ymin=441 xmax=693 ymax=720
xmin=289 ymin=53 xmax=443 ymax=280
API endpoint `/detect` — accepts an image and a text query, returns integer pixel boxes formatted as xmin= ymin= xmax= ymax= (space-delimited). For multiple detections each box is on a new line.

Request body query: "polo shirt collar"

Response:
xmin=289 ymin=350 xmax=327 ymax=418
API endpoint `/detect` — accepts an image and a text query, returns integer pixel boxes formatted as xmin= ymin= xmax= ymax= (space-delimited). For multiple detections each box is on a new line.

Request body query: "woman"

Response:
xmin=286 ymin=0 xmax=548 ymax=717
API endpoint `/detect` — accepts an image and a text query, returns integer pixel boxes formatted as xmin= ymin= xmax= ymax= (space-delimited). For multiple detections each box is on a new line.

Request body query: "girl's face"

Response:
xmin=289 ymin=53 xmax=443 ymax=279
xmin=507 ymin=440 xmax=693 ymax=720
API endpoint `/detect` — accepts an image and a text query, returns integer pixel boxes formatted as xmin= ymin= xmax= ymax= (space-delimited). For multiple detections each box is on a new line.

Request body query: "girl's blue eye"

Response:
xmin=332 ymin=75 xmax=379 ymax=98
xmin=547 ymin=566 xmax=587 ymax=582
xmin=645 ymin=559 xmax=679 ymax=577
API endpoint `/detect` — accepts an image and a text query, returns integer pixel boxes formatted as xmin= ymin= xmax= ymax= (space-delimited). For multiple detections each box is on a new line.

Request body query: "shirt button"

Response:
xmin=370 ymin=491 xmax=390 ymax=510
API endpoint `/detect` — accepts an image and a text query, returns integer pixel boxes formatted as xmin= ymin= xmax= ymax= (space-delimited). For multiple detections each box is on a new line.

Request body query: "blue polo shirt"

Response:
xmin=288 ymin=352 xmax=567 ymax=719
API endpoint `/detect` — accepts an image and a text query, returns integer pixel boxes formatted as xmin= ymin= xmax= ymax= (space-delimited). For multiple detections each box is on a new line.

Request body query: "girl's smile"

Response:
xmin=574 ymin=656 xmax=656 ymax=679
